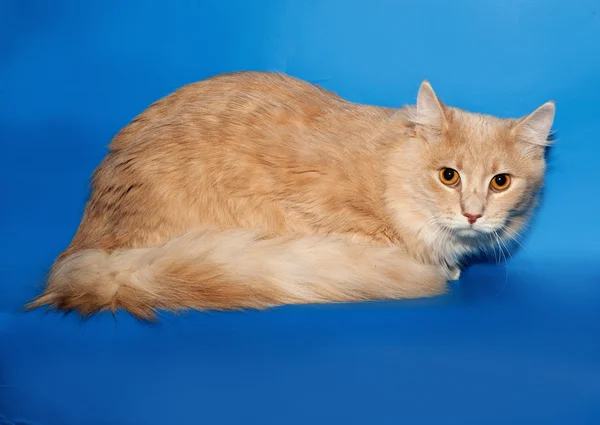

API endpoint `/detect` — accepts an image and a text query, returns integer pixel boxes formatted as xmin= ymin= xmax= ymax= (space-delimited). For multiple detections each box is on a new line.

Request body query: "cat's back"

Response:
xmin=113 ymin=72 xmax=339 ymax=146
xmin=110 ymin=71 xmax=391 ymax=152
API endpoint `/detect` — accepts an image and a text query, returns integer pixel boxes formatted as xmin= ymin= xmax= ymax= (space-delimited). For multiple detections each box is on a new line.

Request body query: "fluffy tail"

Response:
xmin=26 ymin=228 xmax=448 ymax=320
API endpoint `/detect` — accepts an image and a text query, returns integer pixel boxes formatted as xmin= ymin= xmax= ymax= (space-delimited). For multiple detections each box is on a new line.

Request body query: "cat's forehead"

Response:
xmin=447 ymin=109 xmax=511 ymax=143
xmin=443 ymin=109 xmax=520 ymax=170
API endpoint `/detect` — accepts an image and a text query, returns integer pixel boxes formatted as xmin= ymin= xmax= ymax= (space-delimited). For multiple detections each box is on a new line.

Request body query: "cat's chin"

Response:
xmin=454 ymin=228 xmax=480 ymax=238
xmin=437 ymin=220 xmax=501 ymax=239
xmin=452 ymin=227 xmax=498 ymax=240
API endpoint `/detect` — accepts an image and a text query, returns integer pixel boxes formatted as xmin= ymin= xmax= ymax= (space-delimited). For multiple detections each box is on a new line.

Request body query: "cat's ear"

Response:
xmin=415 ymin=80 xmax=447 ymax=130
xmin=513 ymin=101 xmax=556 ymax=147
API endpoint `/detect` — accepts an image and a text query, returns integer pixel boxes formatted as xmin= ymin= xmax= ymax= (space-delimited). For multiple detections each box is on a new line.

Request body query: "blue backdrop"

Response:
xmin=1 ymin=1 xmax=599 ymax=424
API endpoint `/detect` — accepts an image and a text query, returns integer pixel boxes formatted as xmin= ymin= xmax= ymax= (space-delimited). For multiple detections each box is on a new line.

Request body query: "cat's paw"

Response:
xmin=447 ymin=267 xmax=461 ymax=281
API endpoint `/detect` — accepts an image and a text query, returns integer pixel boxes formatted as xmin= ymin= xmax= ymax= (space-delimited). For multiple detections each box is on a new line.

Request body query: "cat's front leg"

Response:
xmin=446 ymin=266 xmax=461 ymax=281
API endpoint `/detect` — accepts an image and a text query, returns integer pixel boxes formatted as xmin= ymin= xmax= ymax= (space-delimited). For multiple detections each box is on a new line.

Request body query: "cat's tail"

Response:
xmin=26 ymin=228 xmax=448 ymax=320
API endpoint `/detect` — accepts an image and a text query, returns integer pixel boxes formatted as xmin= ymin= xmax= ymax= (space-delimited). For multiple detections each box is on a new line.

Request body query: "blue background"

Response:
xmin=1 ymin=1 xmax=599 ymax=424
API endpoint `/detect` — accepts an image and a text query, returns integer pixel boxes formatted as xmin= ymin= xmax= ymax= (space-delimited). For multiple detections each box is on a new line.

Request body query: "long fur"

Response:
xmin=26 ymin=72 xmax=555 ymax=319
xmin=28 ymin=228 xmax=447 ymax=319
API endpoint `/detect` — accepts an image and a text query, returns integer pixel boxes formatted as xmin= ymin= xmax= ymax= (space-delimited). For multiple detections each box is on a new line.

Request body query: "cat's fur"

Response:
xmin=27 ymin=72 xmax=555 ymax=319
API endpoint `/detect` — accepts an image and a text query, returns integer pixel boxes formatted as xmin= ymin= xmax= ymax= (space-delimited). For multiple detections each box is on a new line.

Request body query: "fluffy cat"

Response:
xmin=26 ymin=72 xmax=555 ymax=319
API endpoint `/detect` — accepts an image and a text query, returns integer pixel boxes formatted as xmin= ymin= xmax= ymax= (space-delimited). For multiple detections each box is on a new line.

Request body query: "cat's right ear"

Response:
xmin=415 ymin=80 xmax=447 ymax=130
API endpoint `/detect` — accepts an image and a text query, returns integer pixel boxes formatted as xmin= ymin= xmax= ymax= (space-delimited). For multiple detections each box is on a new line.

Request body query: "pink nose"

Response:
xmin=463 ymin=213 xmax=482 ymax=224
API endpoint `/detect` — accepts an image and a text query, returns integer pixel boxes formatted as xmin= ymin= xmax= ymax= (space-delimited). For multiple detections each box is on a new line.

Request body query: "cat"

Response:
xmin=26 ymin=71 xmax=555 ymax=320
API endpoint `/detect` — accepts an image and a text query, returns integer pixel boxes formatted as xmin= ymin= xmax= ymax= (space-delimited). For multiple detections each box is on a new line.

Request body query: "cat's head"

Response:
xmin=389 ymin=81 xmax=555 ymax=261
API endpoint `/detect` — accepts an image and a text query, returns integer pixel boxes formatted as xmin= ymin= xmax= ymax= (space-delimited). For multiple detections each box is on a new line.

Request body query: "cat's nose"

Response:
xmin=463 ymin=213 xmax=482 ymax=224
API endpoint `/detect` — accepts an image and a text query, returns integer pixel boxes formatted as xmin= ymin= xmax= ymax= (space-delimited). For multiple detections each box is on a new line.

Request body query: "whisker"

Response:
xmin=487 ymin=233 xmax=500 ymax=263
xmin=502 ymin=227 xmax=530 ymax=256
xmin=493 ymin=230 xmax=509 ymax=296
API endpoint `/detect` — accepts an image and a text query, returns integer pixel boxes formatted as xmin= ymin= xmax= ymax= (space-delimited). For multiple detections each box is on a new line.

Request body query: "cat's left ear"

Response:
xmin=513 ymin=101 xmax=556 ymax=147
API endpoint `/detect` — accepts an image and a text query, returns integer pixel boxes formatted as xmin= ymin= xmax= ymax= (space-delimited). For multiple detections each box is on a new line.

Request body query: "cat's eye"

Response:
xmin=490 ymin=174 xmax=511 ymax=192
xmin=439 ymin=168 xmax=460 ymax=186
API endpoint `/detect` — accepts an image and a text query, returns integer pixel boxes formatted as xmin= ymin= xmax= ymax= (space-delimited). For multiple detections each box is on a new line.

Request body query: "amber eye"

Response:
xmin=490 ymin=174 xmax=511 ymax=191
xmin=439 ymin=168 xmax=460 ymax=186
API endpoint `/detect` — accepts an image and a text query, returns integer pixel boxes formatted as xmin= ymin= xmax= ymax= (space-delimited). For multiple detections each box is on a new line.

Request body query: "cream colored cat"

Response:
xmin=27 ymin=72 xmax=555 ymax=319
